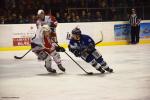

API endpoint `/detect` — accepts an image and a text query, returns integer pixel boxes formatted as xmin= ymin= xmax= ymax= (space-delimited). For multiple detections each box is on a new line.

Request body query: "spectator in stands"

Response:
xmin=11 ymin=13 xmax=18 ymax=24
xmin=86 ymin=12 xmax=93 ymax=22
xmin=70 ymin=12 xmax=76 ymax=22
xmin=0 ymin=16 xmax=5 ymax=24
xmin=95 ymin=11 xmax=102 ymax=21
xmin=24 ymin=16 xmax=30 ymax=23
xmin=66 ymin=14 xmax=72 ymax=23
xmin=75 ymin=15 xmax=81 ymax=22
xmin=62 ymin=12 xmax=68 ymax=22
xmin=80 ymin=10 xmax=87 ymax=22
xmin=30 ymin=15 xmax=36 ymax=23
xmin=18 ymin=15 xmax=25 ymax=24
xmin=55 ymin=12 xmax=62 ymax=23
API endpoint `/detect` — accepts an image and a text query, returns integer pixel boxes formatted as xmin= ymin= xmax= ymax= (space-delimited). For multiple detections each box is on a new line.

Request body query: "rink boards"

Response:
xmin=0 ymin=21 xmax=150 ymax=51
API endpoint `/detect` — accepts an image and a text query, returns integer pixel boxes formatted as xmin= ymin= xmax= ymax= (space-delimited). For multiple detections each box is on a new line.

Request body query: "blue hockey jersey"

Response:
xmin=69 ymin=34 xmax=95 ymax=51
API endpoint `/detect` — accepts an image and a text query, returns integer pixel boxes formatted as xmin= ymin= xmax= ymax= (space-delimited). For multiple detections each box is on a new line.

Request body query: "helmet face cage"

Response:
xmin=71 ymin=28 xmax=82 ymax=41
xmin=72 ymin=28 xmax=81 ymax=35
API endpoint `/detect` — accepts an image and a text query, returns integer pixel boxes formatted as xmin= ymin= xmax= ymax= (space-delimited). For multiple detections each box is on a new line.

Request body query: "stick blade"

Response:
xmin=14 ymin=56 xmax=22 ymax=59
xmin=87 ymin=72 xmax=94 ymax=75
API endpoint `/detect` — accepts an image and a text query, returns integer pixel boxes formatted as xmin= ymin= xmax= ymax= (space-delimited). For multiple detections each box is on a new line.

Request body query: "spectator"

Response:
xmin=24 ymin=16 xmax=30 ymax=23
xmin=30 ymin=15 xmax=36 ymax=23
xmin=71 ymin=12 xmax=76 ymax=22
xmin=94 ymin=11 xmax=102 ymax=21
xmin=66 ymin=14 xmax=72 ymax=22
xmin=0 ymin=16 xmax=5 ymax=24
xmin=80 ymin=10 xmax=87 ymax=22
xmin=75 ymin=15 xmax=81 ymax=22
xmin=86 ymin=12 xmax=93 ymax=22
xmin=18 ymin=15 xmax=25 ymax=24
xmin=55 ymin=12 xmax=62 ymax=22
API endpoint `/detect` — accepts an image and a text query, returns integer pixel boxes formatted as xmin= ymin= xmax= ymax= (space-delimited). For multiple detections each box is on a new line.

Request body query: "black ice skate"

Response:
xmin=58 ymin=64 xmax=65 ymax=72
xmin=45 ymin=65 xmax=56 ymax=73
xmin=97 ymin=67 xmax=105 ymax=73
xmin=105 ymin=67 xmax=113 ymax=73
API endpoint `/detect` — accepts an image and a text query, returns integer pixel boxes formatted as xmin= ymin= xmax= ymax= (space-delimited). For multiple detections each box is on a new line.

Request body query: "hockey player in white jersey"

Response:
xmin=36 ymin=9 xmax=58 ymax=43
xmin=68 ymin=28 xmax=113 ymax=73
xmin=31 ymin=25 xmax=65 ymax=73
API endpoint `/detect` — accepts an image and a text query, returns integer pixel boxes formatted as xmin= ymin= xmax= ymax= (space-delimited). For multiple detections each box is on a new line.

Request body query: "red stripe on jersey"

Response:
xmin=44 ymin=36 xmax=52 ymax=48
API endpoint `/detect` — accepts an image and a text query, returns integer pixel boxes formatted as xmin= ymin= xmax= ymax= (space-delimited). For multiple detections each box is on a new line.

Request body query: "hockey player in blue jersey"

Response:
xmin=68 ymin=28 xmax=113 ymax=73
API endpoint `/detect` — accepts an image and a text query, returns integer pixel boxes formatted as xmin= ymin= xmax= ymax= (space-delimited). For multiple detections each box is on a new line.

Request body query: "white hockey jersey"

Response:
xmin=31 ymin=28 xmax=44 ymax=47
xmin=31 ymin=27 xmax=55 ymax=52
xmin=36 ymin=15 xmax=57 ymax=29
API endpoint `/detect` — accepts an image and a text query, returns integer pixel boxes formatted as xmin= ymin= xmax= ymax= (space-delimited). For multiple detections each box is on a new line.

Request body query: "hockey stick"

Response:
xmin=95 ymin=31 xmax=103 ymax=45
xmin=52 ymin=40 xmax=93 ymax=75
xmin=14 ymin=49 xmax=32 ymax=59
xmin=64 ymin=52 xmax=93 ymax=75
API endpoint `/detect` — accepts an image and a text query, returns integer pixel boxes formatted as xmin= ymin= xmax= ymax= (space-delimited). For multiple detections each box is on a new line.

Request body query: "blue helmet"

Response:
xmin=72 ymin=28 xmax=81 ymax=35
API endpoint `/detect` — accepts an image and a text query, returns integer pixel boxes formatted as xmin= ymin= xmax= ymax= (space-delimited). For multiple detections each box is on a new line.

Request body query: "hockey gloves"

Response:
xmin=73 ymin=50 xmax=81 ymax=57
xmin=55 ymin=46 xmax=65 ymax=52
xmin=86 ymin=43 xmax=95 ymax=53
xmin=68 ymin=45 xmax=81 ymax=57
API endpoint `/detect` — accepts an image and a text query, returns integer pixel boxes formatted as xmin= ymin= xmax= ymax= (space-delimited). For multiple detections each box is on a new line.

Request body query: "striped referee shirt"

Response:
xmin=129 ymin=14 xmax=140 ymax=26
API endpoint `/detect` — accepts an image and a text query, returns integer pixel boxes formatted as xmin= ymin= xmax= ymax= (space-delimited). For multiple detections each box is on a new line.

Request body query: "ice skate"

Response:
xmin=97 ymin=67 xmax=105 ymax=73
xmin=58 ymin=64 xmax=65 ymax=72
xmin=45 ymin=65 xmax=56 ymax=73
xmin=105 ymin=67 xmax=113 ymax=73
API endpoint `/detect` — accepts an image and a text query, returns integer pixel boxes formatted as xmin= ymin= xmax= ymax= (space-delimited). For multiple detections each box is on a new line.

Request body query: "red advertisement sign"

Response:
xmin=13 ymin=38 xmax=31 ymax=46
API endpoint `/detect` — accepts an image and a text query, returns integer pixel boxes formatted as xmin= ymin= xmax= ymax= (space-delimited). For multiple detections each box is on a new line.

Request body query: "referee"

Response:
xmin=129 ymin=9 xmax=141 ymax=44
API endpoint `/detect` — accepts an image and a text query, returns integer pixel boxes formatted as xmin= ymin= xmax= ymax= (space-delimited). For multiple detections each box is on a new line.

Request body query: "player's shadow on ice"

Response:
xmin=78 ymin=72 xmax=112 ymax=77
xmin=37 ymin=73 xmax=64 ymax=76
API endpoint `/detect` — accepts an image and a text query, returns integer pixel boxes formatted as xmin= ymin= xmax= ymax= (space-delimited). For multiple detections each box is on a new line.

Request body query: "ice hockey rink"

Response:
xmin=0 ymin=44 xmax=150 ymax=100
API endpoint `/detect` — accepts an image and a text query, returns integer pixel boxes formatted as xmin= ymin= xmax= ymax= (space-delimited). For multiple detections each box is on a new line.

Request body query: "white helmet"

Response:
xmin=37 ymin=9 xmax=44 ymax=15
xmin=42 ymin=25 xmax=51 ymax=32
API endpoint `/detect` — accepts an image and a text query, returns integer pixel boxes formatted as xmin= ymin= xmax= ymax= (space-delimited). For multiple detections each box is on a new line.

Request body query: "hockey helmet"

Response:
xmin=72 ymin=28 xmax=81 ymax=35
xmin=37 ymin=9 xmax=44 ymax=15
xmin=42 ymin=25 xmax=51 ymax=32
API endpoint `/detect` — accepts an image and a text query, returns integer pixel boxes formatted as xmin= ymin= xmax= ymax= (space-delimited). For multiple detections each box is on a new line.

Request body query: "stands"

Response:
xmin=0 ymin=0 xmax=150 ymax=24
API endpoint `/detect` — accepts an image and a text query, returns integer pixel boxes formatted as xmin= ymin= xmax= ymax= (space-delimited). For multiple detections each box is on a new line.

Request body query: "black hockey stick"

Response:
xmin=53 ymin=40 xmax=93 ymax=75
xmin=13 ymin=34 xmax=36 ymax=59
xmin=14 ymin=49 xmax=32 ymax=59
xmin=64 ymin=52 xmax=93 ymax=75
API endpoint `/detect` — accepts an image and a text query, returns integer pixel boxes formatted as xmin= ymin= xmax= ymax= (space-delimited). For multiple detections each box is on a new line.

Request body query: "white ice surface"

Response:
xmin=0 ymin=44 xmax=150 ymax=100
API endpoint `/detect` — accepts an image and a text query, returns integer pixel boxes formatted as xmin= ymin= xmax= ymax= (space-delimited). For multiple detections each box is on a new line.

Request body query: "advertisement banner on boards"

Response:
xmin=12 ymin=25 xmax=36 ymax=46
xmin=114 ymin=24 xmax=130 ymax=40
xmin=140 ymin=23 xmax=150 ymax=38
xmin=114 ymin=23 xmax=150 ymax=40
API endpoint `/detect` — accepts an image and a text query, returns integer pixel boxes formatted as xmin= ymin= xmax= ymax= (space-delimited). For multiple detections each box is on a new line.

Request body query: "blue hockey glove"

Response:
xmin=87 ymin=43 xmax=95 ymax=53
xmin=68 ymin=45 xmax=81 ymax=57
xmin=74 ymin=50 xmax=81 ymax=57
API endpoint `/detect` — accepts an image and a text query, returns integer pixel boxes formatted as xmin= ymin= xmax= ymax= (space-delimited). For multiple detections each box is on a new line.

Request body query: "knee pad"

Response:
xmin=37 ymin=50 xmax=49 ymax=61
